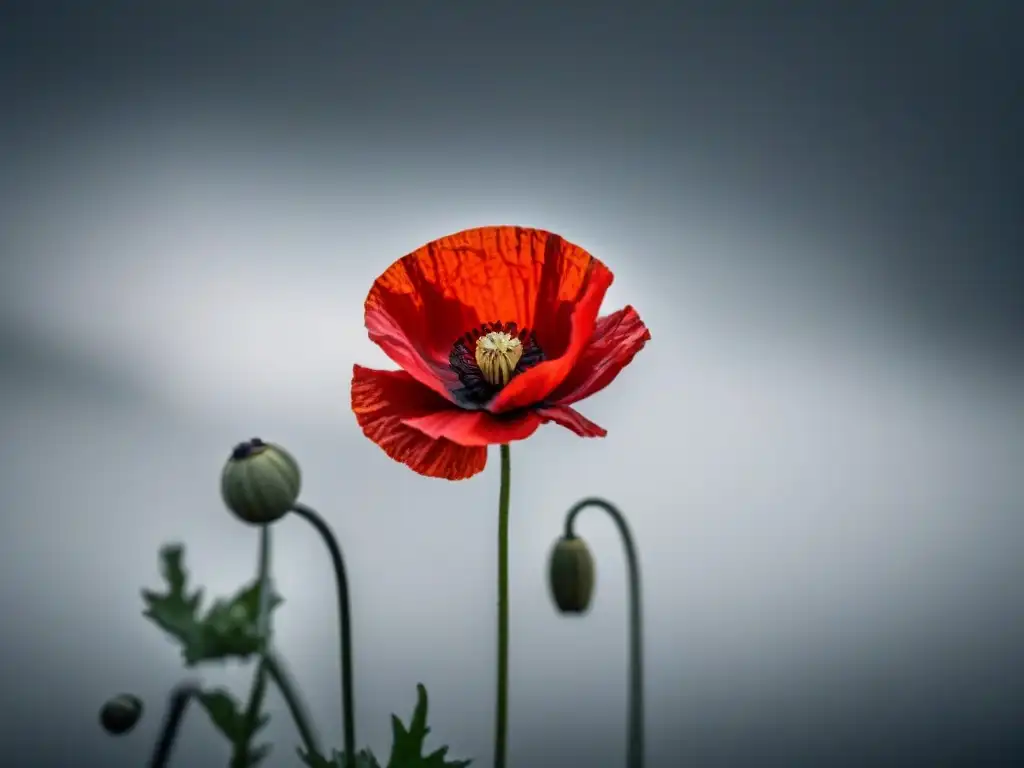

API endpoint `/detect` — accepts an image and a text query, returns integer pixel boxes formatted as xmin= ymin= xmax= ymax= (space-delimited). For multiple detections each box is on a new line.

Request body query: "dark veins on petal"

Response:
xmin=448 ymin=320 xmax=545 ymax=408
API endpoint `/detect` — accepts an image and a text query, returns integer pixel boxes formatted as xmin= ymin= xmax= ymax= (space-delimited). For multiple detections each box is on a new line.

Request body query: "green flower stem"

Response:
xmin=564 ymin=498 xmax=644 ymax=768
xmin=290 ymin=503 xmax=357 ymax=768
xmin=255 ymin=525 xmax=273 ymax=644
xmin=149 ymin=682 xmax=201 ymax=768
xmin=494 ymin=443 xmax=512 ymax=768
xmin=265 ymin=651 xmax=322 ymax=757
xmin=231 ymin=525 xmax=274 ymax=766
xmin=235 ymin=526 xmax=274 ymax=765
xmin=237 ymin=659 xmax=269 ymax=768
xmin=254 ymin=526 xmax=324 ymax=760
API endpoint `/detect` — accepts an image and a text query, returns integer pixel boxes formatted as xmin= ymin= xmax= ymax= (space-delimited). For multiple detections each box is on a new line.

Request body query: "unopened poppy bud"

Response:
xmin=221 ymin=438 xmax=301 ymax=525
xmin=548 ymin=535 xmax=595 ymax=614
xmin=99 ymin=693 xmax=143 ymax=735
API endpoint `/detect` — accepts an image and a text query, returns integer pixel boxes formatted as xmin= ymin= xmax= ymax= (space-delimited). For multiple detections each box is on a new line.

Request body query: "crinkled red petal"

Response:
xmin=351 ymin=364 xmax=487 ymax=480
xmin=536 ymin=404 xmax=607 ymax=437
xmin=487 ymin=259 xmax=614 ymax=413
xmin=364 ymin=226 xmax=605 ymax=404
xmin=402 ymin=409 xmax=543 ymax=447
xmin=548 ymin=305 xmax=651 ymax=406
xmin=363 ymin=304 xmax=461 ymax=402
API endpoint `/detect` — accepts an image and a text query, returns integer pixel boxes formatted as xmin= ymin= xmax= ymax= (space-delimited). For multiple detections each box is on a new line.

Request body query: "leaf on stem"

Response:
xmin=386 ymin=684 xmax=471 ymax=768
xmin=141 ymin=544 xmax=282 ymax=665
xmin=297 ymin=685 xmax=469 ymax=768
xmin=197 ymin=688 xmax=272 ymax=767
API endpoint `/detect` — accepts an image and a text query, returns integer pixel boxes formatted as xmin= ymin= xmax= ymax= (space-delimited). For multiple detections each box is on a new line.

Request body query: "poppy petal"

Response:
xmin=351 ymin=364 xmax=487 ymax=480
xmin=365 ymin=226 xmax=600 ymax=402
xmin=536 ymin=404 xmax=607 ymax=438
xmin=402 ymin=409 xmax=543 ymax=447
xmin=548 ymin=305 xmax=651 ymax=405
xmin=364 ymin=301 xmax=462 ymax=403
xmin=487 ymin=259 xmax=614 ymax=413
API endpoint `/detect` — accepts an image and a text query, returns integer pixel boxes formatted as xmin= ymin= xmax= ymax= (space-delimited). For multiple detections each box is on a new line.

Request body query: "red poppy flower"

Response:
xmin=351 ymin=226 xmax=651 ymax=480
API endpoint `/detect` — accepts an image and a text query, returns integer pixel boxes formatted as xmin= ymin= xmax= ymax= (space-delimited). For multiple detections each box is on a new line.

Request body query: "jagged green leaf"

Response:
xmin=297 ymin=685 xmax=467 ymax=768
xmin=197 ymin=688 xmax=269 ymax=743
xmin=140 ymin=545 xmax=204 ymax=652
xmin=386 ymin=684 xmax=471 ymax=768
xmin=197 ymin=688 xmax=271 ymax=768
xmin=141 ymin=544 xmax=282 ymax=665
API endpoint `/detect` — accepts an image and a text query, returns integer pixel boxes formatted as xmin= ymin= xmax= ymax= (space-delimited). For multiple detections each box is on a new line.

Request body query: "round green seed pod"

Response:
xmin=548 ymin=535 xmax=595 ymax=614
xmin=221 ymin=438 xmax=301 ymax=525
xmin=99 ymin=693 xmax=143 ymax=735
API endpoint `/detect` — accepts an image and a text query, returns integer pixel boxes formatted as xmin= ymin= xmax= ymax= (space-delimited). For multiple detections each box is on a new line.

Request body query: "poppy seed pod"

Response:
xmin=548 ymin=535 xmax=596 ymax=614
xmin=221 ymin=438 xmax=301 ymax=525
xmin=99 ymin=693 xmax=143 ymax=735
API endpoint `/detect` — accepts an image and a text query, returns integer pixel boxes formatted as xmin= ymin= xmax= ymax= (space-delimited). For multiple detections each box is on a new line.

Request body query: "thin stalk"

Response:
xmin=291 ymin=502 xmax=357 ymax=768
xmin=235 ymin=661 xmax=269 ymax=768
xmin=149 ymin=682 xmax=202 ymax=768
xmin=235 ymin=525 xmax=273 ymax=768
xmin=494 ymin=443 xmax=512 ymax=768
xmin=265 ymin=651 xmax=322 ymax=757
xmin=565 ymin=498 xmax=644 ymax=768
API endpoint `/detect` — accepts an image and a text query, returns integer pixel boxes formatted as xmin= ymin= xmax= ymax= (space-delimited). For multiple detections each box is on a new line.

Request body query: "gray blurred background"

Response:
xmin=1 ymin=2 xmax=1022 ymax=767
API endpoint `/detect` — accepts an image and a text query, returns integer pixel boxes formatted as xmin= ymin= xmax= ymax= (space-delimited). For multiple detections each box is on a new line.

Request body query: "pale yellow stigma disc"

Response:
xmin=475 ymin=331 xmax=524 ymax=387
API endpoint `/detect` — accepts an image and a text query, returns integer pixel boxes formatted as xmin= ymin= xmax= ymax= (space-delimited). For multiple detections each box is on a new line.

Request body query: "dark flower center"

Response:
xmin=449 ymin=320 xmax=545 ymax=406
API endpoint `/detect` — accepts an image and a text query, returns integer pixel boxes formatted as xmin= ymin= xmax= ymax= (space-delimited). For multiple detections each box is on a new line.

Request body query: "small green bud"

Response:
xmin=221 ymin=437 xmax=301 ymax=525
xmin=99 ymin=693 xmax=143 ymax=735
xmin=548 ymin=535 xmax=595 ymax=614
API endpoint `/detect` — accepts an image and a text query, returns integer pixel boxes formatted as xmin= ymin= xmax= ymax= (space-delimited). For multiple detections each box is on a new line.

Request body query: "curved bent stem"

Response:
xmin=291 ymin=503 xmax=357 ymax=767
xmin=494 ymin=443 xmax=512 ymax=768
xmin=149 ymin=682 xmax=201 ymax=768
xmin=564 ymin=497 xmax=644 ymax=768
xmin=265 ymin=651 xmax=322 ymax=757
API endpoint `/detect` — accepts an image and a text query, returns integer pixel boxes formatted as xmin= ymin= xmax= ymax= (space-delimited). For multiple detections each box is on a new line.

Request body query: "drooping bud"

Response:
xmin=99 ymin=693 xmax=143 ymax=735
xmin=548 ymin=535 xmax=595 ymax=614
xmin=220 ymin=438 xmax=301 ymax=525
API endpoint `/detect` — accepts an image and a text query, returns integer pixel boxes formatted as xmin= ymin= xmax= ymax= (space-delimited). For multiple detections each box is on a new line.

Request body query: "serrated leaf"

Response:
xmin=386 ymin=685 xmax=471 ymax=768
xmin=141 ymin=545 xmax=205 ymax=652
xmin=197 ymin=689 xmax=265 ymax=743
xmin=298 ymin=686 xmax=466 ymax=768
xmin=197 ymin=688 xmax=272 ymax=768
xmin=141 ymin=545 xmax=282 ymax=665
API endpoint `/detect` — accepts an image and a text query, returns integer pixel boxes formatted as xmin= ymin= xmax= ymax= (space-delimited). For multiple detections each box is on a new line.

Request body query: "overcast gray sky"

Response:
xmin=1 ymin=3 xmax=1022 ymax=767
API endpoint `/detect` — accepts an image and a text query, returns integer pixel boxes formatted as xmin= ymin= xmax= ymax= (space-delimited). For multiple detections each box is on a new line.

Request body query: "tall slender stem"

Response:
xmin=237 ymin=661 xmax=269 ymax=768
xmin=494 ymin=443 xmax=512 ymax=768
xmin=255 ymin=525 xmax=273 ymax=643
xmin=149 ymin=682 xmax=201 ymax=768
xmin=253 ymin=525 xmax=324 ymax=761
xmin=564 ymin=498 xmax=644 ymax=768
xmin=291 ymin=503 xmax=357 ymax=768
xmin=236 ymin=525 xmax=273 ymax=768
